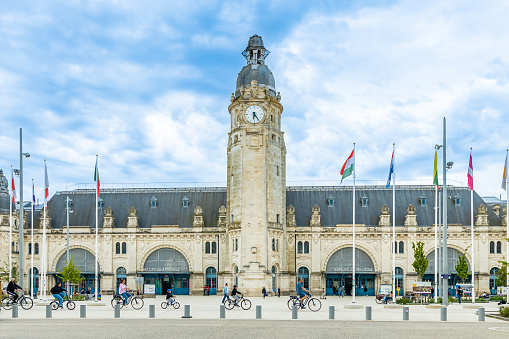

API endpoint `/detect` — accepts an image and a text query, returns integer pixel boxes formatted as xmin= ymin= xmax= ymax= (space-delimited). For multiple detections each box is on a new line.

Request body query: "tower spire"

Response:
xmin=242 ymin=34 xmax=270 ymax=65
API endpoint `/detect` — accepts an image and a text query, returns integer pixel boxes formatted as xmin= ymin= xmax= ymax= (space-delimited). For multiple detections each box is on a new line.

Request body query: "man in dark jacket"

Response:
xmin=51 ymin=282 xmax=67 ymax=308
xmin=7 ymin=278 xmax=23 ymax=303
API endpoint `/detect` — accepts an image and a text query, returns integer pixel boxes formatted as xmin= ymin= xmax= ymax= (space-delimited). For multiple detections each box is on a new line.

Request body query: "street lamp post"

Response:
xmin=18 ymin=128 xmax=30 ymax=291
xmin=65 ymin=196 xmax=72 ymax=293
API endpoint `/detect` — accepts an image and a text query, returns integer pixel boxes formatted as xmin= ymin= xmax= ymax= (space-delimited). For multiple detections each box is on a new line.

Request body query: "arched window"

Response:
xmin=121 ymin=242 xmax=126 ymax=254
xmin=394 ymin=241 xmax=398 ymax=254
xmin=497 ymin=241 xmax=502 ymax=254
xmin=399 ymin=241 xmax=404 ymax=254
xmin=490 ymin=267 xmax=499 ymax=292
xmin=304 ymin=241 xmax=310 ymax=254
xmin=35 ymin=243 xmax=39 ymax=255
xmin=205 ymin=242 xmax=210 ymax=254
xmin=212 ymin=241 xmax=217 ymax=254
xmin=297 ymin=241 xmax=303 ymax=254
xmin=298 ymin=267 xmax=309 ymax=289
xmin=115 ymin=242 xmax=120 ymax=254
xmin=205 ymin=267 xmax=217 ymax=289
xmin=232 ymin=239 xmax=235 ymax=252
xmin=272 ymin=239 xmax=275 ymax=251
xmin=395 ymin=267 xmax=404 ymax=291
xmin=490 ymin=241 xmax=495 ymax=254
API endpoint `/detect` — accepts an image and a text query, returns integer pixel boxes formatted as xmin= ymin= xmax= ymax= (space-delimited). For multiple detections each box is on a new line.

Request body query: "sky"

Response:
xmin=1 ymin=0 xmax=509 ymax=201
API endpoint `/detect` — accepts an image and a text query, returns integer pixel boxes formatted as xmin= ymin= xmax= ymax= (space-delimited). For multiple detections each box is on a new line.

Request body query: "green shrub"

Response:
xmin=500 ymin=306 xmax=509 ymax=318
xmin=490 ymin=295 xmax=504 ymax=301
xmin=449 ymin=297 xmax=457 ymax=303
xmin=396 ymin=298 xmax=413 ymax=305
xmin=474 ymin=298 xmax=489 ymax=303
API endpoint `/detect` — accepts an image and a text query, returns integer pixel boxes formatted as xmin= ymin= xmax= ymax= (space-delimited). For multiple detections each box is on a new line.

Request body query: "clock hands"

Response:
xmin=252 ymin=112 xmax=259 ymax=122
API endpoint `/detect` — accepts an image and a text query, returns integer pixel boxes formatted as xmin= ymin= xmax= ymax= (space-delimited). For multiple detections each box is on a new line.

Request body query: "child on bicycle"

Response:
xmin=231 ymin=285 xmax=242 ymax=306
xmin=165 ymin=288 xmax=174 ymax=306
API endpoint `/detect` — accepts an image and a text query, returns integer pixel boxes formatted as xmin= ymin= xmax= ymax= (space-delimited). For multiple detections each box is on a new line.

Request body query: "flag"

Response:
xmin=44 ymin=161 xmax=49 ymax=205
xmin=467 ymin=150 xmax=473 ymax=190
xmin=386 ymin=147 xmax=395 ymax=188
xmin=94 ymin=156 xmax=100 ymax=196
xmin=503 ymin=150 xmax=508 ymax=191
xmin=32 ymin=180 xmax=36 ymax=213
xmin=433 ymin=149 xmax=439 ymax=186
xmin=11 ymin=167 xmax=16 ymax=203
xmin=340 ymin=149 xmax=355 ymax=183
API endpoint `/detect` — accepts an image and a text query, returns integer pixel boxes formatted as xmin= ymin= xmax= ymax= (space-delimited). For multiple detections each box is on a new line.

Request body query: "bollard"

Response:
xmin=365 ymin=306 xmax=372 ymax=321
xmin=80 ymin=304 xmax=86 ymax=318
xmin=220 ymin=305 xmax=225 ymax=319
xmin=46 ymin=304 xmax=52 ymax=319
xmin=478 ymin=307 xmax=485 ymax=322
xmin=149 ymin=304 xmax=155 ymax=318
xmin=440 ymin=307 xmax=447 ymax=321
xmin=256 ymin=305 xmax=262 ymax=319
xmin=12 ymin=304 xmax=18 ymax=318
xmin=292 ymin=305 xmax=298 ymax=319
xmin=182 ymin=304 xmax=192 ymax=318
xmin=403 ymin=306 xmax=409 ymax=321
xmin=114 ymin=304 xmax=120 ymax=318
xmin=329 ymin=306 xmax=335 ymax=320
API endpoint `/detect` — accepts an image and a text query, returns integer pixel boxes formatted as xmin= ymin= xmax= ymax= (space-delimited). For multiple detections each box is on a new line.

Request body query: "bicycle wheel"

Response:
xmin=172 ymin=302 xmax=180 ymax=309
xmin=161 ymin=302 xmax=168 ymax=309
xmin=375 ymin=297 xmax=383 ymax=304
xmin=111 ymin=296 xmax=123 ymax=309
xmin=241 ymin=299 xmax=252 ymax=310
xmin=20 ymin=296 xmax=33 ymax=310
xmin=51 ymin=301 xmax=59 ymax=310
xmin=308 ymin=298 xmax=321 ymax=312
xmin=2 ymin=297 xmax=13 ymax=310
xmin=287 ymin=298 xmax=300 ymax=310
xmin=131 ymin=297 xmax=144 ymax=310
xmin=67 ymin=301 xmax=76 ymax=310
xmin=224 ymin=299 xmax=234 ymax=310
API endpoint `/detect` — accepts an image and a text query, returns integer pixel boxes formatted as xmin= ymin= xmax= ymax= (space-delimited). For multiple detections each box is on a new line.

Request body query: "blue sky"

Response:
xmin=1 ymin=0 xmax=508 ymax=200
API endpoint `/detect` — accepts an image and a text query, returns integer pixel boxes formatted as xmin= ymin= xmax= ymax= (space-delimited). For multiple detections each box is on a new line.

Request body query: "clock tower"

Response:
xmin=226 ymin=35 xmax=288 ymax=294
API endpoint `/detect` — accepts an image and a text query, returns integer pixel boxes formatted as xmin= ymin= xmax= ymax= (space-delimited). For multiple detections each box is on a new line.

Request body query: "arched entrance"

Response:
xmin=490 ymin=267 xmax=499 ymax=295
xmin=298 ymin=267 xmax=309 ymax=289
xmin=29 ymin=267 xmax=39 ymax=297
xmin=271 ymin=266 xmax=277 ymax=293
xmin=55 ymin=248 xmax=100 ymax=294
xmin=141 ymin=248 xmax=190 ymax=295
xmin=116 ymin=267 xmax=127 ymax=294
xmin=395 ymin=267 xmax=404 ymax=296
xmin=205 ymin=267 xmax=217 ymax=295
xmin=424 ymin=248 xmax=471 ymax=296
xmin=325 ymin=247 xmax=376 ymax=296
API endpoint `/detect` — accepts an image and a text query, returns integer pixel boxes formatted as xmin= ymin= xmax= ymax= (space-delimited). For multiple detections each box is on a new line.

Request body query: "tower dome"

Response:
xmin=235 ymin=35 xmax=276 ymax=98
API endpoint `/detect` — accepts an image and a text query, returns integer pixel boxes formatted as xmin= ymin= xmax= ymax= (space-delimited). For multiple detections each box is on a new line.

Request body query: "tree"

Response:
xmin=496 ymin=262 xmax=507 ymax=288
xmin=57 ymin=257 xmax=83 ymax=293
xmin=412 ymin=241 xmax=428 ymax=281
xmin=0 ymin=261 xmax=19 ymax=282
xmin=455 ymin=250 xmax=470 ymax=283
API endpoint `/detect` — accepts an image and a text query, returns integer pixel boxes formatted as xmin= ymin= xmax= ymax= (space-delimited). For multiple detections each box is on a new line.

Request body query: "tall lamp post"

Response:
xmin=441 ymin=117 xmax=453 ymax=306
xmin=17 ymin=127 xmax=30 ymax=290
xmin=65 ymin=196 xmax=73 ymax=292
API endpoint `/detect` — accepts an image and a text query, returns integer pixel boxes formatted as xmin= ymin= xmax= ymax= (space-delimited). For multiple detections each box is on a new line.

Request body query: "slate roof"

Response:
xmin=41 ymin=185 xmax=504 ymax=229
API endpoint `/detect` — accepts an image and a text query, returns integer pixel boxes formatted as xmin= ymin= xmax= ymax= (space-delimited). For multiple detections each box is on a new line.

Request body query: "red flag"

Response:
xmin=94 ymin=156 xmax=100 ymax=196
xmin=44 ymin=161 xmax=49 ymax=205
xmin=11 ymin=167 xmax=16 ymax=203
xmin=467 ymin=150 xmax=473 ymax=190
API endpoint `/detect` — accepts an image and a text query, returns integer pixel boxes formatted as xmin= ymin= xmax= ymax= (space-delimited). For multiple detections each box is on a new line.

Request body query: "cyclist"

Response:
xmin=7 ymin=278 xmax=23 ymax=303
xmin=383 ymin=291 xmax=393 ymax=304
xmin=297 ymin=277 xmax=310 ymax=308
xmin=231 ymin=285 xmax=242 ymax=306
xmin=165 ymin=288 xmax=175 ymax=306
xmin=118 ymin=279 xmax=131 ymax=306
xmin=50 ymin=282 xmax=67 ymax=308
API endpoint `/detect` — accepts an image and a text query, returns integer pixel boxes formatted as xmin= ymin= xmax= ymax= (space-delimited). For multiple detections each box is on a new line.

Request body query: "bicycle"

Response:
xmin=161 ymin=297 xmax=180 ymax=309
xmin=1 ymin=291 xmax=33 ymax=310
xmin=111 ymin=291 xmax=144 ymax=310
xmin=375 ymin=294 xmax=393 ymax=304
xmin=287 ymin=294 xmax=321 ymax=312
xmin=224 ymin=295 xmax=251 ymax=310
xmin=51 ymin=292 xmax=76 ymax=310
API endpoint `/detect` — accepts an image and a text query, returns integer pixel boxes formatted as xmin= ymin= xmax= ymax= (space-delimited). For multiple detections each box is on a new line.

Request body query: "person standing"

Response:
xmin=456 ymin=285 xmax=463 ymax=304
xmin=332 ymin=285 xmax=337 ymax=296
xmin=222 ymin=283 xmax=229 ymax=303
xmin=321 ymin=288 xmax=327 ymax=299
xmin=339 ymin=285 xmax=345 ymax=297
xmin=207 ymin=285 xmax=210 ymax=296
xmin=262 ymin=286 xmax=267 ymax=298
xmin=278 ymin=287 xmax=280 ymax=298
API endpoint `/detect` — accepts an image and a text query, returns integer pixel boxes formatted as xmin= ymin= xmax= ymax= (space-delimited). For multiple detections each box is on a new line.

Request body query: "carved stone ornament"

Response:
xmin=502 ymin=206 xmax=507 ymax=226
xmin=0 ymin=169 xmax=8 ymax=194
xmin=404 ymin=204 xmax=417 ymax=226
xmin=127 ymin=206 xmax=139 ymax=228
xmin=286 ymin=205 xmax=296 ymax=228
xmin=103 ymin=207 xmax=115 ymax=228
xmin=193 ymin=205 xmax=204 ymax=228
xmin=378 ymin=204 xmax=391 ymax=226
xmin=310 ymin=204 xmax=321 ymax=227
xmin=493 ymin=204 xmax=500 ymax=217
xmin=475 ymin=204 xmax=489 ymax=226
xmin=217 ymin=205 xmax=227 ymax=228
xmin=39 ymin=208 xmax=52 ymax=229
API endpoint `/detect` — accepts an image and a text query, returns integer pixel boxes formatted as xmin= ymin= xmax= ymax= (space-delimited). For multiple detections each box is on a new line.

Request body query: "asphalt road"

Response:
xmin=1 ymin=319 xmax=508 ymax=339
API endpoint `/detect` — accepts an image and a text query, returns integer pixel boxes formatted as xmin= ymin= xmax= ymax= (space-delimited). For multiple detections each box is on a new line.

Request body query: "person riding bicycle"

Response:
xmin=119 ymin=279 xmax=131 ymax=306
xmin=50 ymin=282 xmax=67 ymax=308
xmin=7 ymin=278 xmax=23 ymax=303
xmin=231 ymin=285 xmax=242 ymax=306
xmin=297 ymin=277 xmax=310 ymax=308
xmin=383 ymin=291 xmax=393 ymax=304
xmin=165 ymin=288 xmax=175 ymax=305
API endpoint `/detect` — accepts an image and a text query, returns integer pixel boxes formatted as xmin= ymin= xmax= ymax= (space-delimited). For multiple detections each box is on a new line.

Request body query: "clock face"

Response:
xmin=245 ymin=105 xmax=264 ymax=124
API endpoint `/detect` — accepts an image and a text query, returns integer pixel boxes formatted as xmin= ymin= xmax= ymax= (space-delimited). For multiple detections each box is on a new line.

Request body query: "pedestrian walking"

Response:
xmin=321 ymin=288 xmax=326 ymax=299
xmin=262 ymin=286 xmax=267 ymax=298
xmin=207 ymin=285 xmax=210 ymax=296
xmin=222 ymin=283 xmax=229 ymax=303
xmin=278 ymin=287 xmax=280 ymax=298
xmin=339 ymin=286 xmax=345 ymax=297
xmin=332 ymin=285 xmax=337 ymax=296
xmin=363 ymin=285 xmax=368 ymax=295
xmin=203 ymin=285 xmax=206 ymax=296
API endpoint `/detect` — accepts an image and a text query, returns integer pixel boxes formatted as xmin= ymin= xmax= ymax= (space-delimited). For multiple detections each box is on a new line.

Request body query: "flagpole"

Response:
xmin=392 ymin=143 xmax=396 ymax=300
xmin=42 ymin=159 xmax=48 ymax=301
xmin=434 ymin=158 xmax=438 ymax=303
xmin=352 ymin=143 xmax=356 ymax=304
xmin=506 ymin=149 xmax=509 ymax=304
xmin=470 ymin=148 xmax=475 ymax=303
xmin=9 ymin=165 xmax=13 ymax=281
xmin=31 ymin=179 xmax=34 ymax=298
xmin=95 ymin=155 xmax=99 ymax=302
